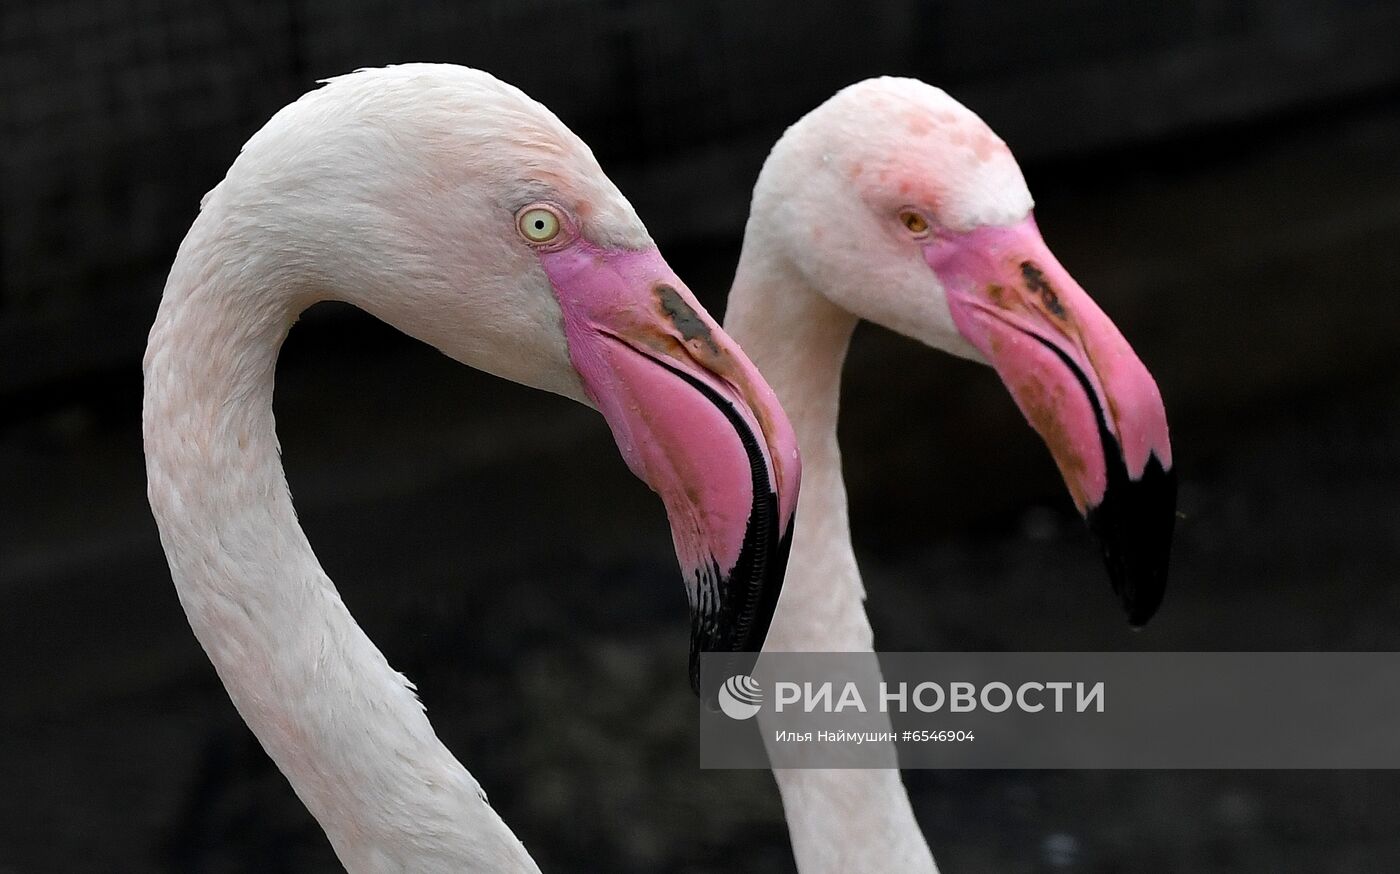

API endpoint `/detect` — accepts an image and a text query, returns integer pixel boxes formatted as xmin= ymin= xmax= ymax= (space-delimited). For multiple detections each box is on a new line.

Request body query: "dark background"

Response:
xmin=3 ymin=1 xmax=1400 ymax=871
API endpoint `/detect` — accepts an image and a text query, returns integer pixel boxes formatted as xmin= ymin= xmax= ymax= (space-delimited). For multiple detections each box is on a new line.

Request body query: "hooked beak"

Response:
xmin=539 ymin=242 xmax=800 ymax=692
xmin=926 ymin=215 xmax=1175 ymax=625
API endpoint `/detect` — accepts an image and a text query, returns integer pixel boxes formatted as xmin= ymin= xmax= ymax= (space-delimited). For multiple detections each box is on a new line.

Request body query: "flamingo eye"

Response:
xmin=517 ymin=206 xmax=561 ymax=243
xmin=899 ymin=210 xmax=931 ymax=236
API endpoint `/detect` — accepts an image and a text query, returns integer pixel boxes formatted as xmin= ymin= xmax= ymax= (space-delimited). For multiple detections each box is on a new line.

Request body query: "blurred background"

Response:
xmin=3 ymin=1 xmax=1400 ymax=871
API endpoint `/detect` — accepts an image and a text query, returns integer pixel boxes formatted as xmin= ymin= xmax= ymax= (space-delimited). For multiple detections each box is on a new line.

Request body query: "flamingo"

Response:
xmin=725 ymin=78 xmax=1176 ymax=873
xmin=142 ymin=64 xmax=801 ymax=872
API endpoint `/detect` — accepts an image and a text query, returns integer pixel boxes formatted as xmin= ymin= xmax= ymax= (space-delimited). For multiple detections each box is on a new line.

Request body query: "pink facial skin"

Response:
xmin=925 ymin=215 xmax=1172 ymax=513
xmin=537 ymin=238 xmax=800 ymax=677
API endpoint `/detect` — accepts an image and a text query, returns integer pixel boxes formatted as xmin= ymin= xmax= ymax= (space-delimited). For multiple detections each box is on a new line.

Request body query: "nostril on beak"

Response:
xmin=655 ymin=284 xmax=721 ymax=353
xmin=1019 ymin=260 xmax=1066 ymax=318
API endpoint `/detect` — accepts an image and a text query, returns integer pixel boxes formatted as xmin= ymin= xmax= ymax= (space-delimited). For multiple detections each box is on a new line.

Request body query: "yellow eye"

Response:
xmin=900 ymin=210 xmax=930 ymax=236
xmin=517 ymin=207 xmax=561 ymax=243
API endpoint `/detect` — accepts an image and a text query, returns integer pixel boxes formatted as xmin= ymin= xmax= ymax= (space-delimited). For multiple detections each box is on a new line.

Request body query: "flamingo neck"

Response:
xmin=725 ymin=244 xmax=869 ymax=653
xmin=725 ymin=242 xmax=939 ymax=874
xmin=142 ymin=219 xmax=537 ymax=873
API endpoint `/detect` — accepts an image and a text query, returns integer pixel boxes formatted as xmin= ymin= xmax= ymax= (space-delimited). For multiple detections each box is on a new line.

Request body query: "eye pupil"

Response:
xmin=901 ymin=211 xmax=929 ymax=234
xmin=518 ymin=207 xmax=561 ymax=243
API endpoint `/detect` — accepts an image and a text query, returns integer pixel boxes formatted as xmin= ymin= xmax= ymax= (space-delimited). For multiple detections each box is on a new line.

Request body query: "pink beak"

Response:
xmin=926 ymin=215 xmax=1175 ymax=624
xmin=539 ymin=241 xmax=800 ymax=690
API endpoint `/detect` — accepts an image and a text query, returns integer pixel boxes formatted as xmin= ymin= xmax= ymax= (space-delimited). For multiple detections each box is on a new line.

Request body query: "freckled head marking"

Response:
xmin=656 ymin=284 xmax=720 ymax=355
xmin=970 ymin=129 xmax=1004 ymax=162
xmin=1020 ymin=261 xmax=1066 ymax=318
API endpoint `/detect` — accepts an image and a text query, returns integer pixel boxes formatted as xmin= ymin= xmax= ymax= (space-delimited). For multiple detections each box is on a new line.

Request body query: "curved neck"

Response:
xmin=725 ymin=242 xmax=939 ymax=874
xmin=143 ymin=220 xmax=538 ymax=872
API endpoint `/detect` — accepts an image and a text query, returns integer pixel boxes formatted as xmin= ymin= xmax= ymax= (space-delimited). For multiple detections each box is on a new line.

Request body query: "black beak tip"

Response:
xmin=692 ymin=645 xmax=758 ymax=708
xmin=1085 ymin=453 xmax=1176 ymax=628
xmin=685 ymin=504 xmax=795 ymax=699
xmin=1123 ymin=583 xmax=1166 ymax=628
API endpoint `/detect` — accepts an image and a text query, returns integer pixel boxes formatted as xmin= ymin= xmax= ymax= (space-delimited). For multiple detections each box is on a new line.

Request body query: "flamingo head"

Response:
xmin=231 ymin=66 xmax=800 ymax=688
xmin=749 ymin=77 xmax=1174 ymax=625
